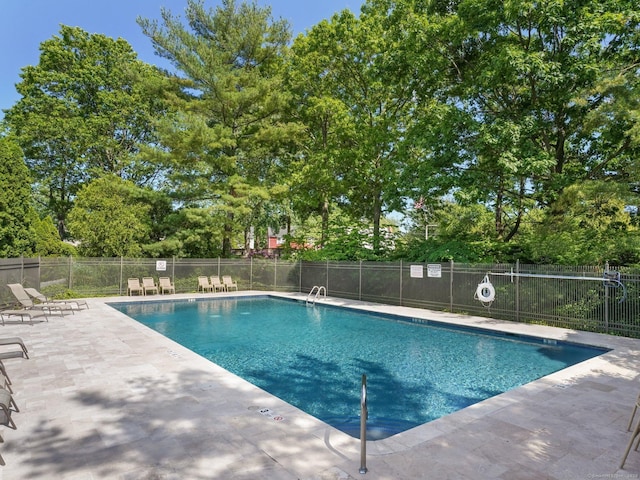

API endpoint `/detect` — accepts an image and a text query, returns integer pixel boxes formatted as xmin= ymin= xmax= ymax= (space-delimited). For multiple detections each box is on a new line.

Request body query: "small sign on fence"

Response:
xmin=156 ymin=260 xmax=167 ymax=272
xmin=410 ymin=265 xmax=424 ymax=278
xmin=427 ymin=264 xmax=442 ymax=278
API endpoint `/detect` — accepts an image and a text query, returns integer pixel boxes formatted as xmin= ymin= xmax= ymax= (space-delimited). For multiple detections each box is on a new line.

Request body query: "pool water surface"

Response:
xmin=111 ymin=296 xmax=606 ymax=439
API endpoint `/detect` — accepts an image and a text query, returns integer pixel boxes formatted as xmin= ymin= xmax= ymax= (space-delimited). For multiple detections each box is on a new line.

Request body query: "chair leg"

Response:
xmin=0 ymin=361 xmax=10 ymax=386
xmin=0 ymin=376 xmax=12 ymax=395
xmin=629 ymin=397 xmax=640 ymax=431
xmin=621 ymin=416 xmax=640 ymax=468
xmin=629 ymin=408 xmax=638 ymax=431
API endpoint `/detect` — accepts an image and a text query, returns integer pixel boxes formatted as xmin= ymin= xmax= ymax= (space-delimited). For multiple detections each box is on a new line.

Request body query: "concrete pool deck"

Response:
xmin=0 ymin=291 xmax=639 ymax=479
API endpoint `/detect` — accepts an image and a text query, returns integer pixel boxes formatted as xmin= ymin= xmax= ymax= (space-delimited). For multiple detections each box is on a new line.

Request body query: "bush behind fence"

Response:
xmin=1 ymin=257 xmax=638 ymax=338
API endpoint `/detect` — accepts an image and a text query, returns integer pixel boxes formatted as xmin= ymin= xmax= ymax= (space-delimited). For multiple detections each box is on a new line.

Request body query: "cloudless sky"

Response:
xmin=0 ymin=0 xmax=364 ymax=118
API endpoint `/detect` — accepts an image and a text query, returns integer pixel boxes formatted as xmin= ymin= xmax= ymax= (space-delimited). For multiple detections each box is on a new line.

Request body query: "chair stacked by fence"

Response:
xmin=127 ymin=278 xmax=144 ymax=296
xmin=198 ymin=276 xmax=213 ymax=293
xmin=159 ymin=277 xmax=175 ymax=294
xmin=142 ymin=277 xmax=159 ymax=295
xmin=211 ymin=276 xmax=226 ymax=292
xmin=222 ymin=276 xmax=238 ymax=291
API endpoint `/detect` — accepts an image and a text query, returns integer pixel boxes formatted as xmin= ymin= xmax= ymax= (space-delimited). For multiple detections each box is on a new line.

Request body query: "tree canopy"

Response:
xmin=0 ymin=137 xmax=37 ymax=257
xmin=3 ymin=25 xmax=171 ymax=238
xmin=2 ymin=0 xmax=640 ymax=265
xmin=138 ymin=0 xmax=302 ymax=256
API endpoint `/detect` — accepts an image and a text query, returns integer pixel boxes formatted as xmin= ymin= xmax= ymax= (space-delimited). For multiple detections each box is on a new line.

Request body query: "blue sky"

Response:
xmin=0 ymin=0 xmax=364 ymax=118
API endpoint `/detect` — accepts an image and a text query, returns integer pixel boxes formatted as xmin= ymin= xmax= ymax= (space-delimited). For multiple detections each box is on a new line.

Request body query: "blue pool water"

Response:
xmin=111 ymin=296 xmax=606 ymax=440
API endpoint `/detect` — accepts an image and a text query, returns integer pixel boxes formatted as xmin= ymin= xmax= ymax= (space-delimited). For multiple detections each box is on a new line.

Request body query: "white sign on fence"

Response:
xmin=156 ymin=260 xmax=167 ymax=272
xmin=410 ymin=265 xmax=424 ymax=278
xmin=427 ymin=264 xmax=442 ymax=278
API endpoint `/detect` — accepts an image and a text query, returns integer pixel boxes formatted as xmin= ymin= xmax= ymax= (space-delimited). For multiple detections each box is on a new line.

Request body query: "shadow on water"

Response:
xmin=245 ymin=353 xmax=487 ymax=439
xmin=536 ymin=343 xmax=608 ymax=364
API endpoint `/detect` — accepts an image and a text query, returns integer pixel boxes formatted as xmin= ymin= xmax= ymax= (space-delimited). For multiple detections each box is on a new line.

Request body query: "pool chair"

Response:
xmin=24 ymin=287 xmax=88 ymax=310
xmin=142 ymin=277 xmax=159 ymax=295
xmin=0 ymin=308 xmax=48 ymax=325
xmin=0 ymin=387 xmax=17 ymax=429
xmin=622 ymin=393 xmax=640 ymax=468
xmin=0 ymin=338 xmax=29 ymax=360
xmin=159 ymin=277 xmax=175 ymax=294
xmin=222 ymin=275 xmax=238 ymax=291
xmin=0 ymin=363 xmax=12 ymax=394
xmin=127 ymin=278 xmax=144 ymax=296
xmin=211 ymin=276 xmax=226 ymax=292
xmin=198 ymin=276 xmax=213 ymax=293
xmin=7 ymin=284 xmax=74 ymax=315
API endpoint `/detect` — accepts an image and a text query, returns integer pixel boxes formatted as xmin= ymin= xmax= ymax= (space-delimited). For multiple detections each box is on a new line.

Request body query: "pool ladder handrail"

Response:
xmin=306 ymin=285 xmax=326 ymax=305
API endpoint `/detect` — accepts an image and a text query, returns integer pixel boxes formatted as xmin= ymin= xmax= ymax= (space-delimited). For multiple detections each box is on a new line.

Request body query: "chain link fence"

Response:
xmin=1 ymin=257 xmax=638 ymax=338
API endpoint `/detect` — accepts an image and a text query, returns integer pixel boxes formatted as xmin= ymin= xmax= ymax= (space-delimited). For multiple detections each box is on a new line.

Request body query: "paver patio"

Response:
xmin=0 ymin=291 xmax=638 ymax=479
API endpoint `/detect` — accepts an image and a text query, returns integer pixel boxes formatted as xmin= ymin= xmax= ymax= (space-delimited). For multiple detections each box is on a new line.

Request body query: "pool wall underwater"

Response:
xmin=108 ymin=294 xmax=609 ymax=440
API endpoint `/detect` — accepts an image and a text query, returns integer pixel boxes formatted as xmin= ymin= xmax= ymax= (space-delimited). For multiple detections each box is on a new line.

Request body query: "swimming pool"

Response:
xmin=110 ymin=296 xmax=607 ymax=440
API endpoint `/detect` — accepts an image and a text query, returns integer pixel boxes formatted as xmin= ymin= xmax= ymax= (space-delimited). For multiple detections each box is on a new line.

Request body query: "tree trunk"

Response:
xmin=320 ymin=197 xmax=329 ymax=247
xmin=372 ymin=193 xmax=382 ymax=255
xmin=222 ymin=212 xmax=234 ymax=257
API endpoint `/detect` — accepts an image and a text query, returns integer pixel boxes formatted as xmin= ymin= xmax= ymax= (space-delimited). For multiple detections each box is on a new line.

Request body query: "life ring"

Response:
xmin=475 ymin=278 xmax=495 ymax=303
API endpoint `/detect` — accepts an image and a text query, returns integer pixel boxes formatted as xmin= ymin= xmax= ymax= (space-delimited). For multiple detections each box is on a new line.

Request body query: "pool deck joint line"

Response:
xmin=0 ymin=290 xmax=638 ymax=479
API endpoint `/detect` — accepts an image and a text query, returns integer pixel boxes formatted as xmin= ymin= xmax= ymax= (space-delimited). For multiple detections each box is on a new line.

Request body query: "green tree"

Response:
xmin=33 ymin=214 xmax=77 ymax=257
xmin=527 ymin=181 xmax=640 ymax=264
xmin=386 ymin=0 xmax=640 ymax=242
xmin=286 ymin=41 xmax=354 ymax=248
xmin=67 ymin=176 xmax=151 ymax=257
xmin=4 ymin=25 xmax=170 ymax=238
xmin=139 ymin=0 xmax=301 ymax=256
xmin=0 ymin=137 xmax=37 ymax=256
xmin=289 ymin=8 xmax=417 ymax=255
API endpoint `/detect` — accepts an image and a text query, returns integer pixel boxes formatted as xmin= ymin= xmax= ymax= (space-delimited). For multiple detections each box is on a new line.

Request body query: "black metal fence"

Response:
xmin=1 ymin=257 xmax=639 ymax=338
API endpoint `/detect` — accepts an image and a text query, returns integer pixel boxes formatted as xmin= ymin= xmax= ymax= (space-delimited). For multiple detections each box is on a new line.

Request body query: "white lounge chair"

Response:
xmin=159 ymin=277 xmax=175 ymax=294
xmin=0 ymin=338 xmax=29 ymax=359
xmin=7 ymin=284 xmax=73 ymax=315
xmin=222 ymin=276 xmax=238 ymax=292
xmin=211 ymin=276 xmax=226 ymax=292
xmin=127 ymin=278 xmax=144 ymax=296
xmin=622 ymin=393 xmax=640 ymax=468
xmin=0 ymin=309 xmax=48 ymax=325
xmin=198 ymin=276 xmax=213 ymax=293
xmin=24 ymin=287 xmax=88 ymax=310
xmin=142 ymin=277 xmax=159 ymax=295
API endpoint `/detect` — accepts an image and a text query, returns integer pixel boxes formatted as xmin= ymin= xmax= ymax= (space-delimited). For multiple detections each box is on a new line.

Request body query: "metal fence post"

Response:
xmin=604 ymin=261 xmax=609 ymax=330
xmin=119 ymin=256 xmax=124 ymax=295
xmin=449 ymin=260 xmax=454 ymax=312
xmin=274 ymin=257 xmax=277 ymax=291
xmin=326 ymin=260 xmax=330 ymax=295
xmin=250 ymin=256 xmax=254 ymax=291
xmin=359 ymin=260 xmax=362 ymax=301
xmin=399 ymin=260 xmax=403 ymax=306
xmin=515 ymin=259 xmax=520 ymax=323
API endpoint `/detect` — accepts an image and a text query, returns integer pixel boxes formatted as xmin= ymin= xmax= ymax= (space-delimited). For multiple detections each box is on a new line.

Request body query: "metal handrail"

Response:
xmin=306 ymin=286 xmax=318 ymax=304
xmin=306 ymin=285 xmax=326 ymax=305
xmin=360 ymin=373 xmax=367 ymax=474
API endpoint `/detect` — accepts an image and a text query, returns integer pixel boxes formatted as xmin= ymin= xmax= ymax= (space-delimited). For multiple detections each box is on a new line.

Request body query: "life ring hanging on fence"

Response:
xmin=475 ymin=275 xmax=495 ymax=304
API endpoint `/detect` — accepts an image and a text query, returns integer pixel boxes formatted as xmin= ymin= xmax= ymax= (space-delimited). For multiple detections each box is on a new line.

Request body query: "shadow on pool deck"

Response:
xmin=0 ymin=291 xmax=638 ymax=479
